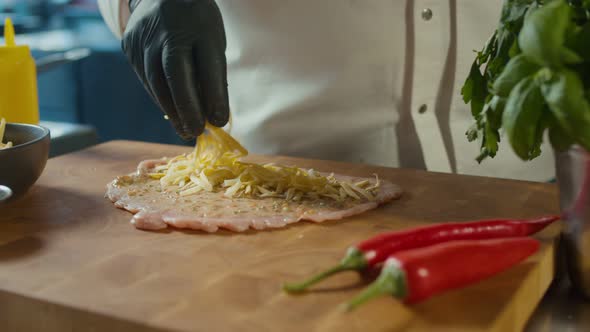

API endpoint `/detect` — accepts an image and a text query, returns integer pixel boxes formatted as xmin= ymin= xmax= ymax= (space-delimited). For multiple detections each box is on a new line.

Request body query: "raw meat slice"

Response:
xmin=106 ymin=159 xmax=402 ymax=232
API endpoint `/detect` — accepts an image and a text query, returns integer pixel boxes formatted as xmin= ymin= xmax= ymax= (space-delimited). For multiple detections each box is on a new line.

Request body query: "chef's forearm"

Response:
xmin=97 ymin=0 xmax=130 ymax=39
xmin=119 ymin=0 xmax=131 ymax=33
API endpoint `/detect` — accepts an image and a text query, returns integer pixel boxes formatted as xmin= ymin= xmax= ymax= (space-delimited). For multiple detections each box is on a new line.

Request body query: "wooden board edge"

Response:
xmin=491 ymin=240 xmax=557 ymax=332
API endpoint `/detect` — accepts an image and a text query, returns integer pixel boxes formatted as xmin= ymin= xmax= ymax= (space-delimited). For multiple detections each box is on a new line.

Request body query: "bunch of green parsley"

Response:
xmin=462 ymin=0 xmax=590 ymax=162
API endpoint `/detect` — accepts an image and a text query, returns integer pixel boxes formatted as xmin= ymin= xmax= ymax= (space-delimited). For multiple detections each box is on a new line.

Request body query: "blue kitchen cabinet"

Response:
xmin=35 ymin=48 xmax=190 ymax=146
xmin=76 ymin=50 xmax=190 ymax=146
xmin=35 ymin=49 xmax=79 ymax=123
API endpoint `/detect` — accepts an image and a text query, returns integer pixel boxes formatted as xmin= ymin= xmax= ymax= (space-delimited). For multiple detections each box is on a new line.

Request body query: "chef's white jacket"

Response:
xmin=98 ymin=0 xmax=555 ymax=181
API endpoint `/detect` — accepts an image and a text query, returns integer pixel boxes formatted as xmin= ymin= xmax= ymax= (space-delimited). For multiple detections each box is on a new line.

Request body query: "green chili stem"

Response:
xmin=344 ymin=262 xmax=407 ymax=311
xmin=283 ymin=264 xmax=355 ymax=293
xmin=283 ymin=247 xmax=367 ymax=293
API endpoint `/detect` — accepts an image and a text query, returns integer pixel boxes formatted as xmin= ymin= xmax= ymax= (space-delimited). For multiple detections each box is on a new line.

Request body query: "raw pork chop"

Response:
xmin=106 ymin=159 xmax=402 ymax=232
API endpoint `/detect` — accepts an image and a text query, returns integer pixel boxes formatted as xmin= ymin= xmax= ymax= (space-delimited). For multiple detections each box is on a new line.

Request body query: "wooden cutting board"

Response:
xmin=0 ymin=140 xmax=560 ymax=332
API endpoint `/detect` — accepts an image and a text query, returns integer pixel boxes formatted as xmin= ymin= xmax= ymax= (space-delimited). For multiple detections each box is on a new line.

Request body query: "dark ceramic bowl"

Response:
xmin=0 ymin=123 xmax=50 ymax=203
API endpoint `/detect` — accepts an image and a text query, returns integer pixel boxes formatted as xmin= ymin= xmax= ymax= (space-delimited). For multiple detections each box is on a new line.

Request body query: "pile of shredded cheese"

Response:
xmin=0 ymin=118 xmax=13 ymax=149
xmin=149 ymin=124 xmax=380 ymax=202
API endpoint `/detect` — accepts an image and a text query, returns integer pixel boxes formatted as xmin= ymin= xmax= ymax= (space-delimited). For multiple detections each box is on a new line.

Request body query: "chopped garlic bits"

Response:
xmin=153 ymin=124 xmax=380 ymax=201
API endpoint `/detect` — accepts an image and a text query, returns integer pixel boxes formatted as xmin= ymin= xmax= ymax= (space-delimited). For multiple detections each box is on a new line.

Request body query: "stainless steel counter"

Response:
xmin=526 ymin=247 xmax=590 ymax=331
xmin=526 ymin=278 xmax=589 ymax=331
xmin=41 ymin=121 xmax=97 ymax=157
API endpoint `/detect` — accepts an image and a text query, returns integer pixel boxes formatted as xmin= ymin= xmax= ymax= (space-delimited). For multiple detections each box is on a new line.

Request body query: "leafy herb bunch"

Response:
xmin=462 ymin=0 xmax=590 ymax=162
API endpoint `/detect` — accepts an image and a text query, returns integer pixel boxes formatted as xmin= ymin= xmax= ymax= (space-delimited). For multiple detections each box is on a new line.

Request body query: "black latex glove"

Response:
xmin=123 ymin=0 xmax=229 ymax=140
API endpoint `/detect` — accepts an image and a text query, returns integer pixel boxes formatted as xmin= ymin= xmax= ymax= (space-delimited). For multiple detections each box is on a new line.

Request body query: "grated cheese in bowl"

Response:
xmin=0 ymin=118 xmax=13 ymax=149
xmin=150 ymin=124 xmax=380 ymax=202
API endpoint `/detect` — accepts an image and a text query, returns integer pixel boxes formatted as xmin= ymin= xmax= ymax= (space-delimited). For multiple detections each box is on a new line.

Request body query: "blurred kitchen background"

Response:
xmin=1 ymin=0 xmax=189 ymax=156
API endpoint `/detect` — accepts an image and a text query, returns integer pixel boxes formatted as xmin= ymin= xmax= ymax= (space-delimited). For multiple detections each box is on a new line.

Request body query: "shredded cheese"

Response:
xmin=157 ymin=124 xmax=380 ymax=202
xmin=0 ymin=118 xmax=13 ymax=150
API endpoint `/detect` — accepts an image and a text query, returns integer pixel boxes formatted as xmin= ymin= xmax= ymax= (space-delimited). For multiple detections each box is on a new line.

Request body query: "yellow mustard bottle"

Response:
xmin=0 ymin=18 xmax=39 ymax=124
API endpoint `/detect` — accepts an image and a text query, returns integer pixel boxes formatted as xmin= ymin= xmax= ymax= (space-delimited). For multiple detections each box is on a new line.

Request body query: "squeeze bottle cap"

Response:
xmin=0 ymin=18 xmax=30 ymax=57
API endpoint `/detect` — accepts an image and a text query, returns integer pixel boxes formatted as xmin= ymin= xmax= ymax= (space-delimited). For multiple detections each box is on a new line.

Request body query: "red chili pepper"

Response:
xmin=282 ymin=215 xmax=557 ymax=293
xmin=345 ymin=237 xmax=540 ymax=310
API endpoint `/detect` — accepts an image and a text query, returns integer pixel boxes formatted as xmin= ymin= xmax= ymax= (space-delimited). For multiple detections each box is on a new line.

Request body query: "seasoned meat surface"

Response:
xmin=106 ymin=159 xmax=402 ymax=232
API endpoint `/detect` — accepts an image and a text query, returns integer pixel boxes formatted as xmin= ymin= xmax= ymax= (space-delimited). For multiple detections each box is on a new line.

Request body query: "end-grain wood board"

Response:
xmin=0 ymin=140 xmax=560 ymax=332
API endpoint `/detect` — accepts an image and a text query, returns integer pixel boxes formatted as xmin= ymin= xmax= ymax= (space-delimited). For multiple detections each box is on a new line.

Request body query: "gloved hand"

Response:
xmin=122 ymin=0 xmax=229 ymax=140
